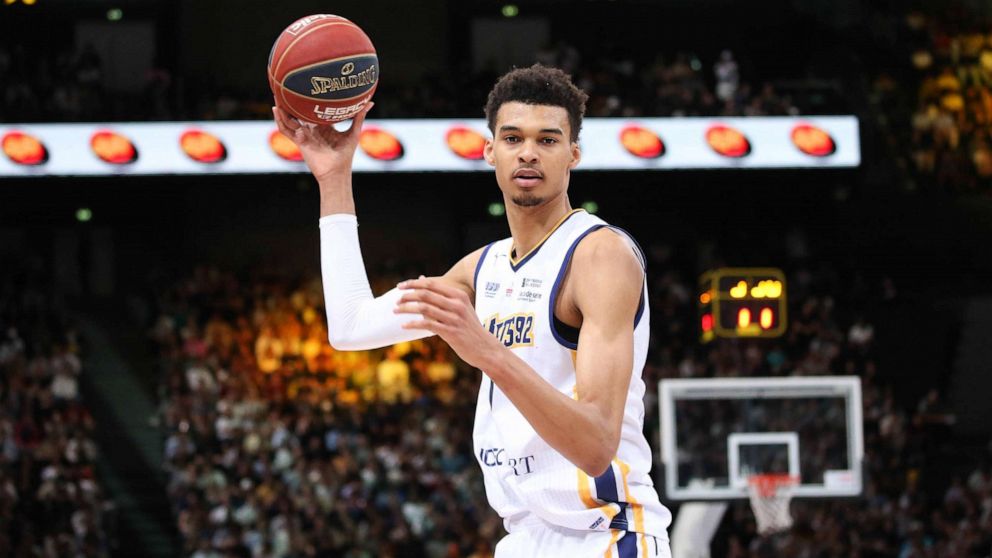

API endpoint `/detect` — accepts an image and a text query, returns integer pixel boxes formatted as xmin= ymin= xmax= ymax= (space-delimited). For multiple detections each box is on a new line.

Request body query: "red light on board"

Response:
xmin=269 ymin=130 xmax=303 ymax=162
xmin=706 ymin=125 xmax=751 ymax=158
xmin=90 ymin=130 xmax=138 ymax=164
xmin=180 ymin=129 xmax=227 ymax=163
xmin=620 ymin=125 xmax=665 ymax=158
xmin=446 ymin=126 xmax=486 ymax=160
xmin=791 ymin=124 xmax=836 ymax=157
xmin=2 ymin=131 xmax=48 ymax=165
xmin=359 ymin=127 xmax=404 ymax=161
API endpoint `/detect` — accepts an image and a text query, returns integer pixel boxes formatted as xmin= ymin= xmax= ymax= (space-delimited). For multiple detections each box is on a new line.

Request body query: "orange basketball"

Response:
xmin=268 ymin=14 xmax=378 ymax=124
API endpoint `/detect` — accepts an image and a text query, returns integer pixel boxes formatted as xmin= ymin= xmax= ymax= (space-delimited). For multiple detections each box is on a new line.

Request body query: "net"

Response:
xmin=747 ymin=474 xmax=798 ymax=535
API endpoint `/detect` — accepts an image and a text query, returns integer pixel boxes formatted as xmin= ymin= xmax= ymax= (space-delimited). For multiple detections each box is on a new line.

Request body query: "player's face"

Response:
xmin=484 ymin=102 xmax=581 ymax=208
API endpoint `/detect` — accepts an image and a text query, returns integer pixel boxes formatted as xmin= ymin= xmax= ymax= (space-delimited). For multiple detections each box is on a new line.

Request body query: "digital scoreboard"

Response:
xmin=699 ymin=268 xmax=787 ymax=343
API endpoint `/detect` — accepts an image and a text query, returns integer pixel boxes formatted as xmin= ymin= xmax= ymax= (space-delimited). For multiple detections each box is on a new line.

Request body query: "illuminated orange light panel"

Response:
xmin=360 ymin=127 xmax=404 ymax=161
xmin=90 ymin=130 xmax=138 ymax=164
xmin=2 ymin=131 xmax=49 ymax=166
xmin=760 ymin=307 xmax=774 ymax=329
xmin=620 ymin=126 xmax=665 ymax=159
xmin=791 ymin=124 xmax=836 ymax=157
xmin=737 ymin=308 xmax=752 ymax=328
xmin=706 ymin=125 xmax=751 ymax=158
xmin=446 ymin=126 xmax=486 ymax=160
xmin=269 ymin=130 xmax=302 ymax=162
xmin=180 ymin=129 xmax=227 ymax=163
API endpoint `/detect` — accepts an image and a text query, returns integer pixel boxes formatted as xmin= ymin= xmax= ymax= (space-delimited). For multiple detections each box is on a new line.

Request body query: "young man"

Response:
xmin=273 ymin=64 xmax=672 ymax=557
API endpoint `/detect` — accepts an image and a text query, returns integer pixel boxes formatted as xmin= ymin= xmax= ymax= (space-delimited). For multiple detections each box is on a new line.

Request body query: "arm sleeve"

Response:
xmin=319 ymin=214 xmax=433 ymax=350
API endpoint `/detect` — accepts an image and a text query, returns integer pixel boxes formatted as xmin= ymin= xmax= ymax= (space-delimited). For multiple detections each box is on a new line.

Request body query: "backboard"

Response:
xmin=659 ymin=376 xmax=863 ymax=500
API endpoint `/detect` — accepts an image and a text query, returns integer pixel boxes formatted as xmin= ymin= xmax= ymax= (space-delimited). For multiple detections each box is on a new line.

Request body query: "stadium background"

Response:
xmin=2 ymin=0 xmax=992 ymax=557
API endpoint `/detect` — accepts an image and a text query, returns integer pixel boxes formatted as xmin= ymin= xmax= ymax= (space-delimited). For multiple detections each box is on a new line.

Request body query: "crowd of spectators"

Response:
xmin=0 ymin=44 xmax=110 ymax=124
xmin=148 ymin=224 xmax=991 ymax=557
xmin=152 ymin=267 xmax=499 ymax=558
xmin=0 ymin=264 xmax=115 ymax=557
xmin=871 ymin=6 xmax=992 ymax=195
xmin=370 ymin=45 xmax=813 ymax=120
xmin=1 ymin=38 xmax=822 ymax=124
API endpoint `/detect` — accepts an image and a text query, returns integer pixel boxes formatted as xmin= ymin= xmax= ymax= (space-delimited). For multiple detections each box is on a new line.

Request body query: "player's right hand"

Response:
xmin=271 ymin=102 xmax=374 ymax=182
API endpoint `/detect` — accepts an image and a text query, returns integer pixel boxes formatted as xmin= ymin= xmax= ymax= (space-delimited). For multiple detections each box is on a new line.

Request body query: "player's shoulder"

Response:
xmin=561 ymin=226 xmax=643 ymax=317
xmin=571 ymin=226 xmax=642 ymax=272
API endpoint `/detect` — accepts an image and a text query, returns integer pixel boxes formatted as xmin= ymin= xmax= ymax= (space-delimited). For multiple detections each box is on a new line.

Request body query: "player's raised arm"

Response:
xmin=273 ymin=105 xmax=473 ymax=350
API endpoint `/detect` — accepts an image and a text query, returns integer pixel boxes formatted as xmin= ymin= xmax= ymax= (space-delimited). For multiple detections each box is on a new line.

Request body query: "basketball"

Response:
xmin=267 ymin=14 xmax=378 ymax=124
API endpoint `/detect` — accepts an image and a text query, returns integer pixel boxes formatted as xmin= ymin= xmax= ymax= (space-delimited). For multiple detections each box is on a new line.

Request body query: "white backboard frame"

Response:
xmin=660 ymin=376 xmax=863 ymax=500
xmin=727 ymin=432 xmax=800 ymax=488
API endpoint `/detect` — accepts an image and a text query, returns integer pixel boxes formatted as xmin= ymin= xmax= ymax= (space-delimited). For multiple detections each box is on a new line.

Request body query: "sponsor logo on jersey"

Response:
xmin=521 ymin=277 xmax=543 ymax=288
xmin=516 ymin=290 xmax=541 ymax=302
xmin=484 ymin=313 xmax=535 ymax=348
xmin=484 ymin=282 xmax=499 ymax=299
xmin=478 ymin=447 xmax=536 ymax=476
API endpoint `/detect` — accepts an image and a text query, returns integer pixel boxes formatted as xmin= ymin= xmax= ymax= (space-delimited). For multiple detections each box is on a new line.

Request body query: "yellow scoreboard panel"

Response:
xmin=699 ymin=268 xmax=787 ymax=343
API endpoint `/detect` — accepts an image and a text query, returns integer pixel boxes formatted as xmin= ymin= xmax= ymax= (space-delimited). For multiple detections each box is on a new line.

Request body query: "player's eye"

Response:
xmin=504 ymin=135 xmax=520 ymax=143
xmin=541 ymin=137 xmax=558 ymax=145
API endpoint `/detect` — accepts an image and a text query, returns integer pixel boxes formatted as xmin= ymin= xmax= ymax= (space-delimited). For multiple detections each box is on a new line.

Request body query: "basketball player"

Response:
xmin=273 ymin=64 xmax=672 ymax=557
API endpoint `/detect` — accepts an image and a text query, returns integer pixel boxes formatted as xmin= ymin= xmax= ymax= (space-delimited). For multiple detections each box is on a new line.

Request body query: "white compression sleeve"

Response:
xmin=319 ymin=214 xmax=433 ymax=350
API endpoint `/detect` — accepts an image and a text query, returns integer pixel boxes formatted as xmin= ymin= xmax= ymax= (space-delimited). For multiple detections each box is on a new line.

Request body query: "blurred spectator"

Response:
xmin=154 ymin=268 xmax=500 ymax=557
xmin=714 ymin=50 xmax=740 ymax=102
xmin=0 ymin=269 xmax=114 ymax=557
xmin=1 ymin=39 xmax=824 ymax=123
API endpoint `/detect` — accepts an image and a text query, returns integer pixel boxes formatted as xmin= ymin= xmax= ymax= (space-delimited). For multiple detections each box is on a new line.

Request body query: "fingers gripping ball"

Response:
xmin=268 ymin=14 xmax=378 ymax=124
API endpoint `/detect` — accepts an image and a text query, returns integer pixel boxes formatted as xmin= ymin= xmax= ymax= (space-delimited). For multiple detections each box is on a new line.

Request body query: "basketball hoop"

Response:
xmin=747 ymin=474 xmax=798 ymax=535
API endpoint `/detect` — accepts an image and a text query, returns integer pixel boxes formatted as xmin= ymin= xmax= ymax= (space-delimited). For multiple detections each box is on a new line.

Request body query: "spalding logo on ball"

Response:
xmin=268 ymin=14 xmax=379 ymax=124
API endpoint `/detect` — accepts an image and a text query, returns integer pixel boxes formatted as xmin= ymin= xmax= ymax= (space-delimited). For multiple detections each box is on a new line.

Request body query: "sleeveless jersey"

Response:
xmin=471 ymin=208 xmax=672 ymax=540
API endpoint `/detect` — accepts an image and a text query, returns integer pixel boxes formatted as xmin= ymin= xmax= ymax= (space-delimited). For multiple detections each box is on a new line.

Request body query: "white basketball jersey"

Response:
xmin=472 ymin=208 xmax=672 ymax=540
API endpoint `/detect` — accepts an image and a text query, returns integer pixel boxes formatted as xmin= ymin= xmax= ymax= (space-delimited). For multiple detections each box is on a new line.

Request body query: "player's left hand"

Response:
xmin=394 ymin=276 xmax=500 ymax=370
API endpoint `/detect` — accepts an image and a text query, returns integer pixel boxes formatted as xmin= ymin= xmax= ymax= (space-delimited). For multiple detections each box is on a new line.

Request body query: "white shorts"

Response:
xmin=496 ymin=516 xmax=671 ymax=558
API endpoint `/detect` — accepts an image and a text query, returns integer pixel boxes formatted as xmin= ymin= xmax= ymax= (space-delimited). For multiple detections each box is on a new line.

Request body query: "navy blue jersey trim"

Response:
xmin=595 ymin=465 xmax=630 ymax=530
xmin=607 ymin=225 xmax=647 ymax=271
xmin=608 ymin=225 xmax=648 ymax=330
xmin=553 ymin=314 xmax=580 ymax=346
xmin=610 ymin=503 xmax=630 ymax=530
xmin=595 ymin=465 xmax=619 ymax=502
xmin=473 ymin=242 xmax=495 ymax=296
xmin=617 ymin=530 xmax=638 ymax=558
xmin=548 ymin=225 xmax=607 ymax=350
xmin=509 ymin=209 xmax=584 ymax=272
xmin=634 ymin=289 xmax=646 ymax=330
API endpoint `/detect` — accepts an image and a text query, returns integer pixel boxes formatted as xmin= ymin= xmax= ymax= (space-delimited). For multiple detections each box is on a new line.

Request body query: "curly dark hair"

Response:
xmin=484 ymin=64 xmax=588 ymax=143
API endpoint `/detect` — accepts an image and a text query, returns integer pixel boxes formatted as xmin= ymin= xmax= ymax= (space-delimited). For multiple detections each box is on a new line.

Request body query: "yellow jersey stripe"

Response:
xmin=616 ymin=458 xmax=648 ymax=558
xmin=574 ymin=372 xmax=621 ymax=520
xmin=603 ymin=529 xmax=621 ymax=558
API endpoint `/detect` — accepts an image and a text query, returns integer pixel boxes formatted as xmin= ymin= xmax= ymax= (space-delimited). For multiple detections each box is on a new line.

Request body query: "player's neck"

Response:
xmin=505 ymin=196 xmax=573 ymax=259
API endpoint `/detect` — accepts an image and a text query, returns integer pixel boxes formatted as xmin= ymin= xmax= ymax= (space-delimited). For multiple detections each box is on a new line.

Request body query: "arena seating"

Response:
xmin=149 ymin=234 xmax=991 ymax=556
xmin=870 ymin=7 xmax=992 ymax=195
xmin=0 ymin=264 xmax=116 ymax=557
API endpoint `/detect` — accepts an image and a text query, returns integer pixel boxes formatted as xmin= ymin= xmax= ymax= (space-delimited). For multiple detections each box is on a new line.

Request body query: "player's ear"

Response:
xmin=568 ymin=141 xmax=581 ymax=170
xmin=484 ymin=138 xmax=496 ymax=167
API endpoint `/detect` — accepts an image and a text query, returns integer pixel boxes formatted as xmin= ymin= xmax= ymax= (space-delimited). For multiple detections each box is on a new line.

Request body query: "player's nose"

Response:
xmin=517 ymin=140 xmax=539 ymax=163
